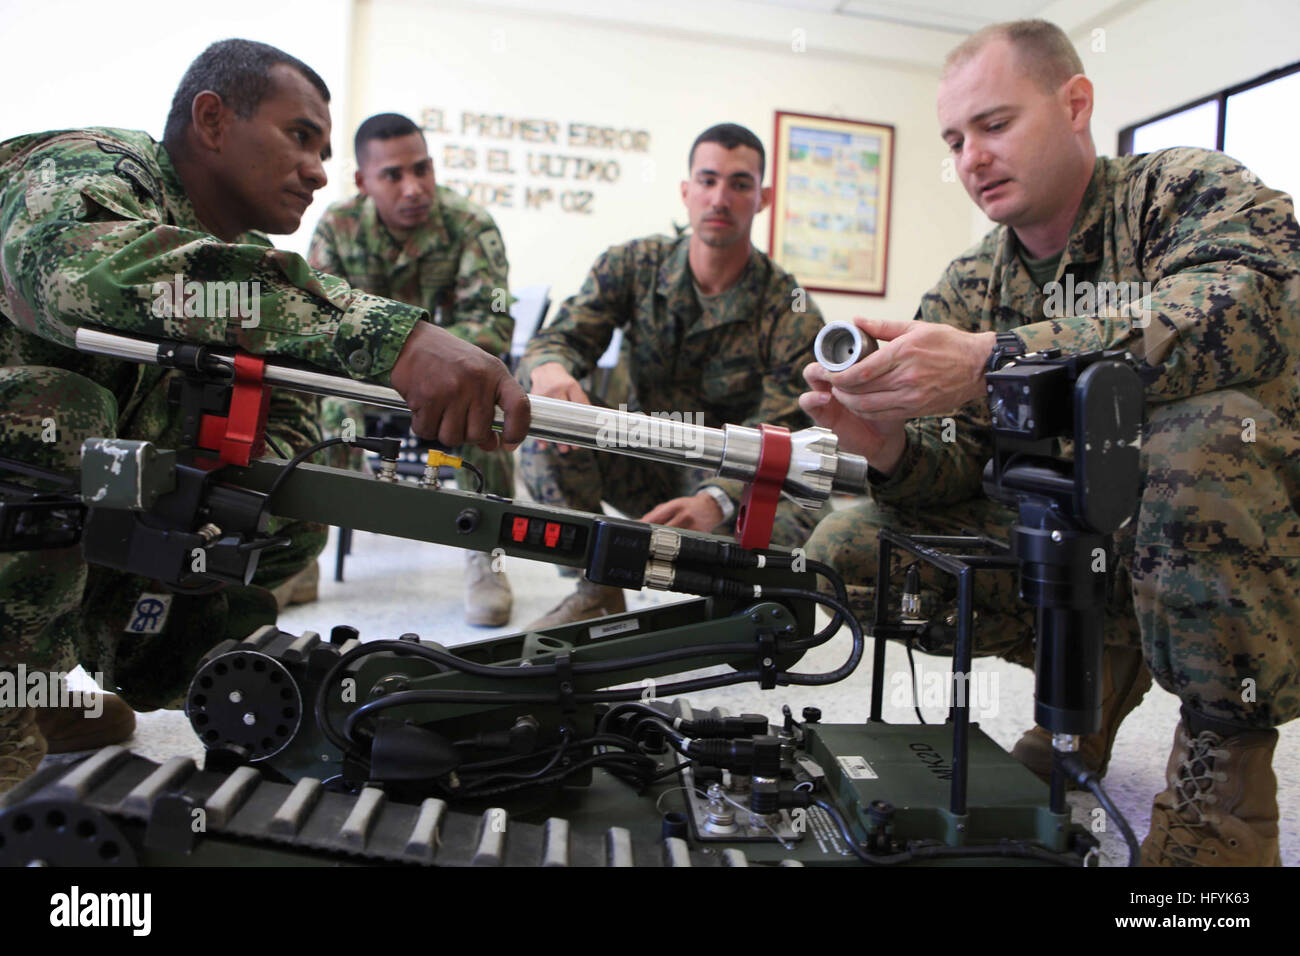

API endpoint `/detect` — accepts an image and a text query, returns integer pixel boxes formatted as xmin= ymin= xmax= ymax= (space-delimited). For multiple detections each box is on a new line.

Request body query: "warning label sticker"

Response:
xmin=837 ymin=755 xmax=878 ymax=780
xmin=589 ymin=618 xmax=639 ymax=640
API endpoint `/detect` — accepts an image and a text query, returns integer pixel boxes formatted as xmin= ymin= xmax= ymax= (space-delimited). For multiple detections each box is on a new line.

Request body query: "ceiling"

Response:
xmin=448 ymin=0 xmax=1151 ymax=71
xmin=740 ymin=0 xmax=1062 ymax=35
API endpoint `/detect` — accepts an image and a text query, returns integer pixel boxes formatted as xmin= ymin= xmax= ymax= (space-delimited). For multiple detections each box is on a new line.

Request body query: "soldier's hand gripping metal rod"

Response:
xmin=75 ymin=328 xmax=868 ymax=506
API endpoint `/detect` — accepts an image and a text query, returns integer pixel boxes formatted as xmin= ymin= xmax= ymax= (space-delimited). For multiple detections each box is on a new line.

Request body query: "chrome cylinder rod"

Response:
xmin=75 ymin=328 xmax=868 ymax=501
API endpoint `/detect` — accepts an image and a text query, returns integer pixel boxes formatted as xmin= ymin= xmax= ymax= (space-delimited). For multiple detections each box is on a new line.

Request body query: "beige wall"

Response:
xmin=346 ymin=0 xmax=978 ymax=325
xmin=1081 ymin=0 xmax=1300 ymax=160
xmin=0 ymin=0 xmax=353 ymax=259
xmin=959 ymin=0 xmax=1300 ymax=244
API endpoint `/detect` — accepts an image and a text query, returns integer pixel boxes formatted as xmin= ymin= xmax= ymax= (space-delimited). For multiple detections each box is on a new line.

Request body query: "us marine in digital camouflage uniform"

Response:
xmin=309 ymin=112 xmax=516 ymax=627
xmin=518 ymin=123 xmax=826 ymax=631
xmin=0 ymin=40 xmax=529 ymax=794
xmin=801 ymin=21 xmax=1299 ymax=866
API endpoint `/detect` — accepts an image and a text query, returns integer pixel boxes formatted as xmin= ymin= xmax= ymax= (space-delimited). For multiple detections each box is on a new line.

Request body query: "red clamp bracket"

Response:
xmin=197 ymin=352 xmax=272 ymax=467
xmin=734 ymin=424 xmax=791 ymax=551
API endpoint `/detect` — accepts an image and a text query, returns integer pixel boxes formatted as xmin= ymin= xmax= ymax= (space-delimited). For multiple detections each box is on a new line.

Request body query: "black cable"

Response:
xmin=460 ymin=749 xmax=655 ymax=795
xmin=761 ymin=588 xmax=864 ymax=685
xmin=457 ymin=733 xmax=636 ymax=772
xmin=322 ymin=587 xmax=866 ymax=753
xmin=265 ymin=435 xmax=291 ymax=460
xmin=650 ymin=759 xmax=692 ymax=782
xmin=811 ymin=798 xmax=1081 ymax=867
xmin=1058 ymin=752 xmax=1140 ymax=866
xmin=597 ymin=701 xmax=663 ymax=736
xmin=459 ymin=460 xmax=485 ymax=493
xmin=456 ymin=726 xmax=573 ymax=791
xmin=905 ymin=640 xmax=926 ymax=724
xmin=451 ymin=751 xmax=659 ymax=800
xmin=587 ymin=670 xmax=761 ymax=703
xmin=261 ymin=436 xmax=401 ymax=522
xmin=342 ymin=687 xmax=557 ymax=741
xmin=261 ymin=437 xmax=349 ymax=522
xmin=806 ymin=559 xmax=850 ymax=644
xmin=624 ymin=715 xmax=690 ymax=754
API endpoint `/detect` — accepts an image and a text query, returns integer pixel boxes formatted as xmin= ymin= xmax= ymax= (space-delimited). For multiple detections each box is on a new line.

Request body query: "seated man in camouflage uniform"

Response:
xmin=517 ymin=123 xmax=825 ymax=630
xmin=0 ymin=40 xmax=529 ymax=794
xmin=802 ymin=20 xmax=1299 ymax=866
xmin=309 ymin=113 xmax=515 ymax=627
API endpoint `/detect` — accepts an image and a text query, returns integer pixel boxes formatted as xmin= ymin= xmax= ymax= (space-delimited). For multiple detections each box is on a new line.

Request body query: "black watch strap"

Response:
xmin=986 ymin=331 xmax=1026 ymax=374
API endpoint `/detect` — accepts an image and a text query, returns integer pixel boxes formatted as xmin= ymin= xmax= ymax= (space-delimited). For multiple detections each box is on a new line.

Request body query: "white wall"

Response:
xmin=1079 ymin=0 xmax=1300 ymax=182
xmin=3 ymin=1 xmax=1295 ymax=311
xmin=955 ymin=0 xmax=1300 ymax=245
xmin=0 ymin=0 xmax=353 ymax=257
xmin=350 ymin=0 xmax=977 ymax=325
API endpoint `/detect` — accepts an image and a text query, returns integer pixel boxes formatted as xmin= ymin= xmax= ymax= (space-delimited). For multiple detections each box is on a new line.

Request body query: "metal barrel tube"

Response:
xmin=75 ymin=327 xmax=868 ymax=499
xmin=814 ymin=321 xmax=878 ymax=372
xmin=75 ymin=328 xmax=732 ymax=468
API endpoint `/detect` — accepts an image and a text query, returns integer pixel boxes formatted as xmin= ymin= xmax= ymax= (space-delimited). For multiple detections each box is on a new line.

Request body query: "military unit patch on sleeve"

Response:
xmin=124 ymin=592 xmax=173 ymax=635
xmin=480 ymin=229 xmax=508 ymax=273
xmin=95 ymin=140 xmax=163 ymax=208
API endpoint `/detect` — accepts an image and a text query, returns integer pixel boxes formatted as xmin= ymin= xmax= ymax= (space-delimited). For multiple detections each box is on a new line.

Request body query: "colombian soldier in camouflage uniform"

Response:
xmin=518 ymin=123 xmax=825 ymax=630
xmin=309 ymin=113 xmax=516 ymax=627
xmin=802 ymin=21 xmax=1299 ymax=865
xmin=0 ymin=40 xmax=529 ymax=794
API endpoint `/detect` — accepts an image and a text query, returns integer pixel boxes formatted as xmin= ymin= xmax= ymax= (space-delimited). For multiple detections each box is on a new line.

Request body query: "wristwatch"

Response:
xmin=987 ymin=331 xmax=1027 ymax=374
xmin=699 ymin=485 xmax=736 ymax=523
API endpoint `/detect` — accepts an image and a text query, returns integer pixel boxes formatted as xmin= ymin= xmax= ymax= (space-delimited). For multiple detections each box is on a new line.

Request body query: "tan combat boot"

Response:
xmin=0 ymin=706 xmax=47 ymax=796
xmin=1140 ymin=720 xmax=1281 ymax=867
xmin=1010 ymin=644 xmax=1152 ymax=782
xmin=523 ymin=578 xmax=626 ymax=631
xmin=271 ymin=560 xmax=320 ymax=610
xmin=465 ymin=551 xmax=513 ymax=627
xmin=34 ymin=691 xmax=136 ymax=754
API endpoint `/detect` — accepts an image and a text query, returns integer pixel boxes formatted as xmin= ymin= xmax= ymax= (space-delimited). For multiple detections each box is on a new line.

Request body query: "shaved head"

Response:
xmin=944 ymin=19 xmax=1084 ymax=94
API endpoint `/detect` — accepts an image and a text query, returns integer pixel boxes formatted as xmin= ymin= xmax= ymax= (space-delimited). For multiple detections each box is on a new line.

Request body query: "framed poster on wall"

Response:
xmin=769 ymin=111 xmax=894 ymax=297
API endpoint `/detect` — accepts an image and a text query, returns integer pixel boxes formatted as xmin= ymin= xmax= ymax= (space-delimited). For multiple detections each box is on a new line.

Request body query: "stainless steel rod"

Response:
xmin=74 ymin=327 xmax=868 ymax=498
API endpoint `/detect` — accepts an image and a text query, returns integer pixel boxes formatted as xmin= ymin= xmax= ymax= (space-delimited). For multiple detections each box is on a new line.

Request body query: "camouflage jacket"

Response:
xmin=307 ymin=188 xmax=512 ymax=356
xmin=519 ymin=233 xmax=824 ymax=504
xmin=872 ymin=149 xmax=1300 ymax=509
xmin=0 ymin=127 xmax=425 ymax=400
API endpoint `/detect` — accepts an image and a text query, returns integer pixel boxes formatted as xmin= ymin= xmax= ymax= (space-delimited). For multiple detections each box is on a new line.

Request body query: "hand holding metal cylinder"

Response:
xmin=813 ymin=321 xmax=879 ymax=372
xmin=74 ymin=328 xmax=868 ymax=508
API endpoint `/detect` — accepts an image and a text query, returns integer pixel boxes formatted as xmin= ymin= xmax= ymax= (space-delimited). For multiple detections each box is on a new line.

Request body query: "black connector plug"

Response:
xmin=1056 ymin=751 xmax=1099 ymax=789
xmin=687 ymin=738 xmax=756 ymax=770
xmin=587 ymin=518 xmax=651 ymax=589
xmin=352 ymin=436 xmax=402 ymax=460
xmin=669 ymin=568 xmax=753 ymax=599
xmin=681 ymin=714 xmax=770 ymax=738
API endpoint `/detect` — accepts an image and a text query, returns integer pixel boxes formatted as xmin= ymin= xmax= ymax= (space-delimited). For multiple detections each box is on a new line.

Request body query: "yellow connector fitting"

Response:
xmin=425 ymin=450 xmax=463 ymax=469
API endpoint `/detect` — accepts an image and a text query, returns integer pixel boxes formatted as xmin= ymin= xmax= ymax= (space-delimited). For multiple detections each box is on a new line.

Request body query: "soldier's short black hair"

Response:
xmin=163 ymin=39 xmax=331 ymax=148
xmin=689 ymin=123 xmax=766 ymax=180
xmin=354 ymin=113 xmax=425 ymax=164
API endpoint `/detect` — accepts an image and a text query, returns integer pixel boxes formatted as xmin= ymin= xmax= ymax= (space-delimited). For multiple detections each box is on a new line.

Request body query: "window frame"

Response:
xmin=1118 ymin=59 xmax=1300 ymax=155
